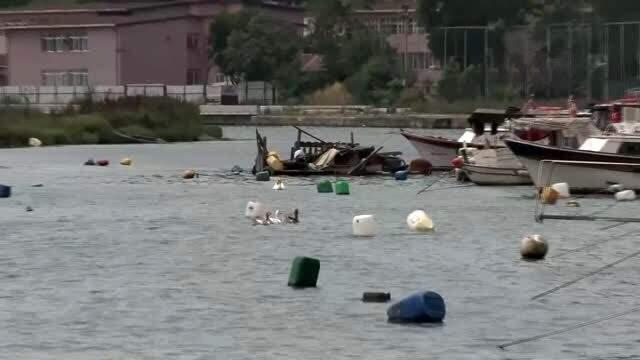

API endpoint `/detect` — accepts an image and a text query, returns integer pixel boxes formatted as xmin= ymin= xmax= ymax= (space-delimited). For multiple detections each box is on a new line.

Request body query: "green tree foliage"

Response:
xmin=208 ymin=11 xmax=255 ymax=80
xmin=222 ymin=15 xmax=301 ymax=85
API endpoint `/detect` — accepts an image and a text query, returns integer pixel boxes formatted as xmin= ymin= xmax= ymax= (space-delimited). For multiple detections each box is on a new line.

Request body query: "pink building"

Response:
xmin=1 ymin=0 xmax=303 ymax=86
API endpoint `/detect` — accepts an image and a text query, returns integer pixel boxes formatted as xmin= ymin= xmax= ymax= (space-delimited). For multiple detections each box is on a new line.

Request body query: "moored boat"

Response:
xmin=505 ymin=135 xmax=640 ymax=192
xmin=401 ymin=108 xmax=518 ymax=170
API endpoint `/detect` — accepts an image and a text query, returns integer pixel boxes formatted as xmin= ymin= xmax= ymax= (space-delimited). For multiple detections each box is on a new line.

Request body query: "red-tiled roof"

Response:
xmin=301 ymin=53 xmax=324 ymax=72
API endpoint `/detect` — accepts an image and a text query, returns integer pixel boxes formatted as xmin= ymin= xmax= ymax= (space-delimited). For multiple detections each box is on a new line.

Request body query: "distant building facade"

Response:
xmin=0 ymin=0 xmax=303 ymax=86
xmin=353 ymin=0 xmax=440 ymax=87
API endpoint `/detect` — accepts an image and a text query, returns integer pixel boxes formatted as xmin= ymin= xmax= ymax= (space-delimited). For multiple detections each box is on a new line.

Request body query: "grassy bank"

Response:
xmin=0 ymin=97 xmax=222 ymax=147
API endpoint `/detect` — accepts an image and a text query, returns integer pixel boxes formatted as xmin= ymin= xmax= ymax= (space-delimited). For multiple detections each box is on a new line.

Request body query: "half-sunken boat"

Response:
xmin=253 ymin=127 xmax=407 ymax=176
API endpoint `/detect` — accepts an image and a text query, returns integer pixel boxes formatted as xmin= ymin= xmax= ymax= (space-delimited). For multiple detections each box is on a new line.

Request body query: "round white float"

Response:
xmin=615 ymin=190 xmax=636 ymax=201
xmin=551 ymin=183 xmax=570 ymax=198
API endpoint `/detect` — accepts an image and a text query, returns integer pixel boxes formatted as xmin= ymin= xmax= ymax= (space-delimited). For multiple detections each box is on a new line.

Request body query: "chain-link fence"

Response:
xmin=430 ymin=21 xmax=640 ymax=102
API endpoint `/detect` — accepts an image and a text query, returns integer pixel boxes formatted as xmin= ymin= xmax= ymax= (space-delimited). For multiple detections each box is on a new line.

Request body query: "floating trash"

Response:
xmin=551 ymin=183 xmax=570 ymax=198
xmin=28 ymin=137 xmax=42 ymax=147
xmin=25 ymin=206 xmax=33 ymax=212
xmin=352 ymin=215 xmax=376 ymax=237
xmin=615 ymin=190 xmax=636 ymax=201
xmin=362 ymin=292 xmax=391 ymax=303
xmin=409 ymin=159 xmax=433 ymax=175
xmin=245 ymin=201 xmax=266 ymax=219
xmin=256 ymin=171 xmax=270 ymax=182
xmin=0 ymin=184 xmax=11 ymax=198
xmin=335 ymin=180 xmax=350 ymax=195
xmin=541 ymin=187 xmax=559 ymax=205
xmin=316 ymin=180 xmax=333 ymax=193
xmin=566 ymin=200 xmax=580 ymax=207
xmin=406 ymin=210 xmax=434 ymax=232
xmin=183 ymin=169 xmax=197 ymax=179
xmin=120 ymin=158 xmax=132 ymax=166
xmin=288 ymin=256 xmax=320 ymax=288
xmin=394 ymin=170 xmax=409 ymax=181
xmin=521 ymin=234 xmax=548 ymax=260
xmin=96 ymin=160 xmax=109 ymax=167
xmin=387 ymin=291 xmax=446 ymax=323
xmin=84 ymin=159 xmax=96 ymax=166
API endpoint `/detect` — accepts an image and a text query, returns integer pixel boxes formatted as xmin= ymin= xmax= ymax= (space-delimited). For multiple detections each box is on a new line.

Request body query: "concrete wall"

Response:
xmin=116 ymin=17 xmax=207 ymax=85
xmin=6 ymin=27 xmax=117 ymax=85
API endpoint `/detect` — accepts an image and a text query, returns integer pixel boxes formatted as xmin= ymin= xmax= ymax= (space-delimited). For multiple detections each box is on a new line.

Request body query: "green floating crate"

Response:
xmin=288 ymin=256 xmax=320 ymax=288
xmin=316 ymin=180 xmax=333 ymax=193
xmin=335 ymin=180 xmax=350 ymax=195
xmin=256 ymin=171 xmax=270 ymax=181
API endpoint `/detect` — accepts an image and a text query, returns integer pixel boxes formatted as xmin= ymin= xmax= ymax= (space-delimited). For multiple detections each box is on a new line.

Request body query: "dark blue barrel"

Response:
xmin=394 ymin=170 xmax=409 ymax=181
xmin=0 ymin=184 xmax=11 ymax=198
xmin=387 ymin=291 xmax=446 ymax=323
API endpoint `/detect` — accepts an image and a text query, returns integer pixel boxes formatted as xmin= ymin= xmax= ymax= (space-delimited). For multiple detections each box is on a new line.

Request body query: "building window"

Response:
xmin=187 ymin=33 xmax=200 ymax=50
xmin=41 ymin=33 xmax=88 ymax=52
xmin=214 ymin=73 xmax=226 ymax=83
xmin=186 ymin=68 xmax=201 ymax=85
xmin=41 ymin=69 xmax=88 ymax=86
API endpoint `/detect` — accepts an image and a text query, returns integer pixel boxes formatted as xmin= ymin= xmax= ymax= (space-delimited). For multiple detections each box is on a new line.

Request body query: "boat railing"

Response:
xmin=534 ymin=159 xmax=640 ymax=223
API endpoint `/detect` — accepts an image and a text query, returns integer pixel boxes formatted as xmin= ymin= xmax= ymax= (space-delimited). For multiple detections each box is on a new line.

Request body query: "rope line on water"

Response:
xmin=532 ymin=249 xmax=640 ymax=300
xmin=417 ymin=172 xmax=452 ymax=195
xmin=552 ymin=227 xmax=640 ymax=259
xmin=497 ymin=306 xmax=640 ymax=350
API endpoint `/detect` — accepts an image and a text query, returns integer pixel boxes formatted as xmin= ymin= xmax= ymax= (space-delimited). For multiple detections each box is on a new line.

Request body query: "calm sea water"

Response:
xmin=1 ymin=127 xmax=639 ymax=360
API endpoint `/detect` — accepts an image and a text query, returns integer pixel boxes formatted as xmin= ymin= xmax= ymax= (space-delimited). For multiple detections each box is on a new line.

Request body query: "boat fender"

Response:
xmin=451 ymin=156 xmax=464 ymax=169
xmin=521 ymin=234 xmax=548 ymax=260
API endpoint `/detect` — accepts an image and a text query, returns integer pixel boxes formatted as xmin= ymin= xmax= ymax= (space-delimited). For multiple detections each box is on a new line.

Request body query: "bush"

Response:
xmin=305 ymin=83 xmax=354 ymax=106
xmin=0 ymin=96 xmax=222 ymax=148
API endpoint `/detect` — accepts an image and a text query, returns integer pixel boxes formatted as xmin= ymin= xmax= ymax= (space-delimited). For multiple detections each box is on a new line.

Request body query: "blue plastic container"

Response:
xmin=394 ymin=170 xmax=409 ymax=181
xmin=0 ymin=184 xmax=11 ymax=198
xmin=387 ymin=291 xmax=446 ymax=323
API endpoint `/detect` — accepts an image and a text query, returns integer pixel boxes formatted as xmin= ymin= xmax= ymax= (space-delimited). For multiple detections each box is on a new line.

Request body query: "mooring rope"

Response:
xmin=532 ymin=248 xmax=640 ymax=300
xmin=497 ymin=306 xmax=640 ymax=350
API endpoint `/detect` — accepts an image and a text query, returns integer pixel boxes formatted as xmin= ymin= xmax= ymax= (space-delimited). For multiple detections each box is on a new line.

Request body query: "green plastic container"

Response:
xmin=316 ymin=180 xmax=334 ymax=193
xmin=288 ymin=256 xmax=320 ymax=288
xmin=335 ymin=180 xmax=350 ymax=195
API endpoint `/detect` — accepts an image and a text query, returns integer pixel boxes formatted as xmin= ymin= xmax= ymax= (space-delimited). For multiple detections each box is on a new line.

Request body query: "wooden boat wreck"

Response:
xmin=253 ymin=127 xmax=407 ymax=176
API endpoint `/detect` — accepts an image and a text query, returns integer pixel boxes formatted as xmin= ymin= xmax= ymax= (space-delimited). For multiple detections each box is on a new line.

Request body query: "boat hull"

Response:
xmin=506 ymin=139 xmax=640 ymax=191
xmin=463 ymin=164 xmax=533 ymax=185
xmin=401 ymin=132 xmax=502 ymax=170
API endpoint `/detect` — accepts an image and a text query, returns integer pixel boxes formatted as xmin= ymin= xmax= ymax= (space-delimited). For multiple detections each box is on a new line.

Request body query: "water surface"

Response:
xmin=1 ymin=127 xmax=639 ymax=359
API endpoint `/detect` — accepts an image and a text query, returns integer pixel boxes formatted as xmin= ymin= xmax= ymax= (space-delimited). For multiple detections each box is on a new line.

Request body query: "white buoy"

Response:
xmin=352 ymin=215 xmax=377 ymax=237
xmin=615 ymin=190 xmax=636 ymax=201
xmin=245 ymin=201 xmax=266 ymax=219
xmin=607 ymin=184 xmax=625 ymax=193
xmin=520 ymin=234 xmax=548 ymax=260
xmin=551 ymin=183 xmax=570 ymax=198
xmin=273 ymin=178 xmax=285 ymax=190
xmin=28 ymin=137 xmax=42 ymax=147
xmin=406 ymin=210 xmax=434 ymax=232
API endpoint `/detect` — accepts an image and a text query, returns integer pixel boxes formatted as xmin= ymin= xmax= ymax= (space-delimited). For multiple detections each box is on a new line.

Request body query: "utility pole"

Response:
xmin=402 ymin=4 xmax=409 ymax=85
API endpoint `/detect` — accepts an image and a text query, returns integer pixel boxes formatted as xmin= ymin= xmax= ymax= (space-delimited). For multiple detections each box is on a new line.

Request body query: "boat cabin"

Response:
xmin=579 ymin=136 xmax=640 ymax=155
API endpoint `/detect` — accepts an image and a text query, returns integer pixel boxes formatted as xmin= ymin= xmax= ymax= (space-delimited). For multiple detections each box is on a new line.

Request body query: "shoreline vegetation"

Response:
xmin=0 ymin=97 xmax=223 ymax=148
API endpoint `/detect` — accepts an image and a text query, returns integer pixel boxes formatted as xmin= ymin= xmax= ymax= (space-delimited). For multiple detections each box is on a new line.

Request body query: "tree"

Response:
xmin=222 ymin=15 xmax=301 ymax=87
xmin=208 ymin=10 xmax=255 ymax=81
